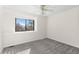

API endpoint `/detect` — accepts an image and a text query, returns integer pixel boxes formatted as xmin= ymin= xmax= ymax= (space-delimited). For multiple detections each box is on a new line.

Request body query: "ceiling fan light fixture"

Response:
xmin=41 ymin=5 xmax=54 ymax=16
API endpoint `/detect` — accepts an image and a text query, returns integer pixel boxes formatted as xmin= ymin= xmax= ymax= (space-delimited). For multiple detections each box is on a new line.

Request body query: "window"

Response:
xmin=15 ymin=18 xmax=34 ymax=32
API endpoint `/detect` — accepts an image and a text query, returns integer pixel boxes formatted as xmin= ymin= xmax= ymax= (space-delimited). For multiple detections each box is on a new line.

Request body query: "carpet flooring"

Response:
xmin=2 ymin=38 xmax=79 ymax=54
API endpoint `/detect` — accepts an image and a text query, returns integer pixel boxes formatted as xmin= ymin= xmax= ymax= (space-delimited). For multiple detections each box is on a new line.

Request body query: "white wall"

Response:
xmin=47 ymin=7 xmax=79 ymax=48
xmin=0 ymin=6 xmax=3 ymax=52
xmin=3 ymin=8 xmax=47 ymax=47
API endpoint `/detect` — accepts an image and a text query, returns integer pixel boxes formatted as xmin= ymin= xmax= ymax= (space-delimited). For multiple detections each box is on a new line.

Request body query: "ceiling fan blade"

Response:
xmin=41 ymin=5 xmax=54 ymax=15
xmin=41 ymin=5 xmax=53 ymax=11
xmin=43 ymin=8 xmax=53 ymax=11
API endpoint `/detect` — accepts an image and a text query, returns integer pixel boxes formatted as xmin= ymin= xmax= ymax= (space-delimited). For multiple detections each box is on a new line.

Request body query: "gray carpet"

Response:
xmin=2 ymin=38 xmax=79 ymax=54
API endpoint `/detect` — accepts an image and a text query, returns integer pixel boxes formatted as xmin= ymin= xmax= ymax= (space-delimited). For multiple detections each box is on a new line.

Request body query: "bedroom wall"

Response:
xmin=3 ymin=7 xmax=47 ymax=47
xmin=47 ymin=7 xmax=79 ymax=48
xmin=0 ymin=6 xmax=3 ymax=52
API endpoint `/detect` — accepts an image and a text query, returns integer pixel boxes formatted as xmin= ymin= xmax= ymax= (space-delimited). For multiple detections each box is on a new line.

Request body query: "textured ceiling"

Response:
xmin=3 ymin=5 xmax=79 ymax=16
xmin=43 ymin=5 xmax=79 ymax=15
xmin=3 ymin=5 xmax=41 ymax=15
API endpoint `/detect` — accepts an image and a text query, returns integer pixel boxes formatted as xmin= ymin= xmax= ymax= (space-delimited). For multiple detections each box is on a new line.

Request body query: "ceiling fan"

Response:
xmin=41 ymin=5 xmax=54 ymax=15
